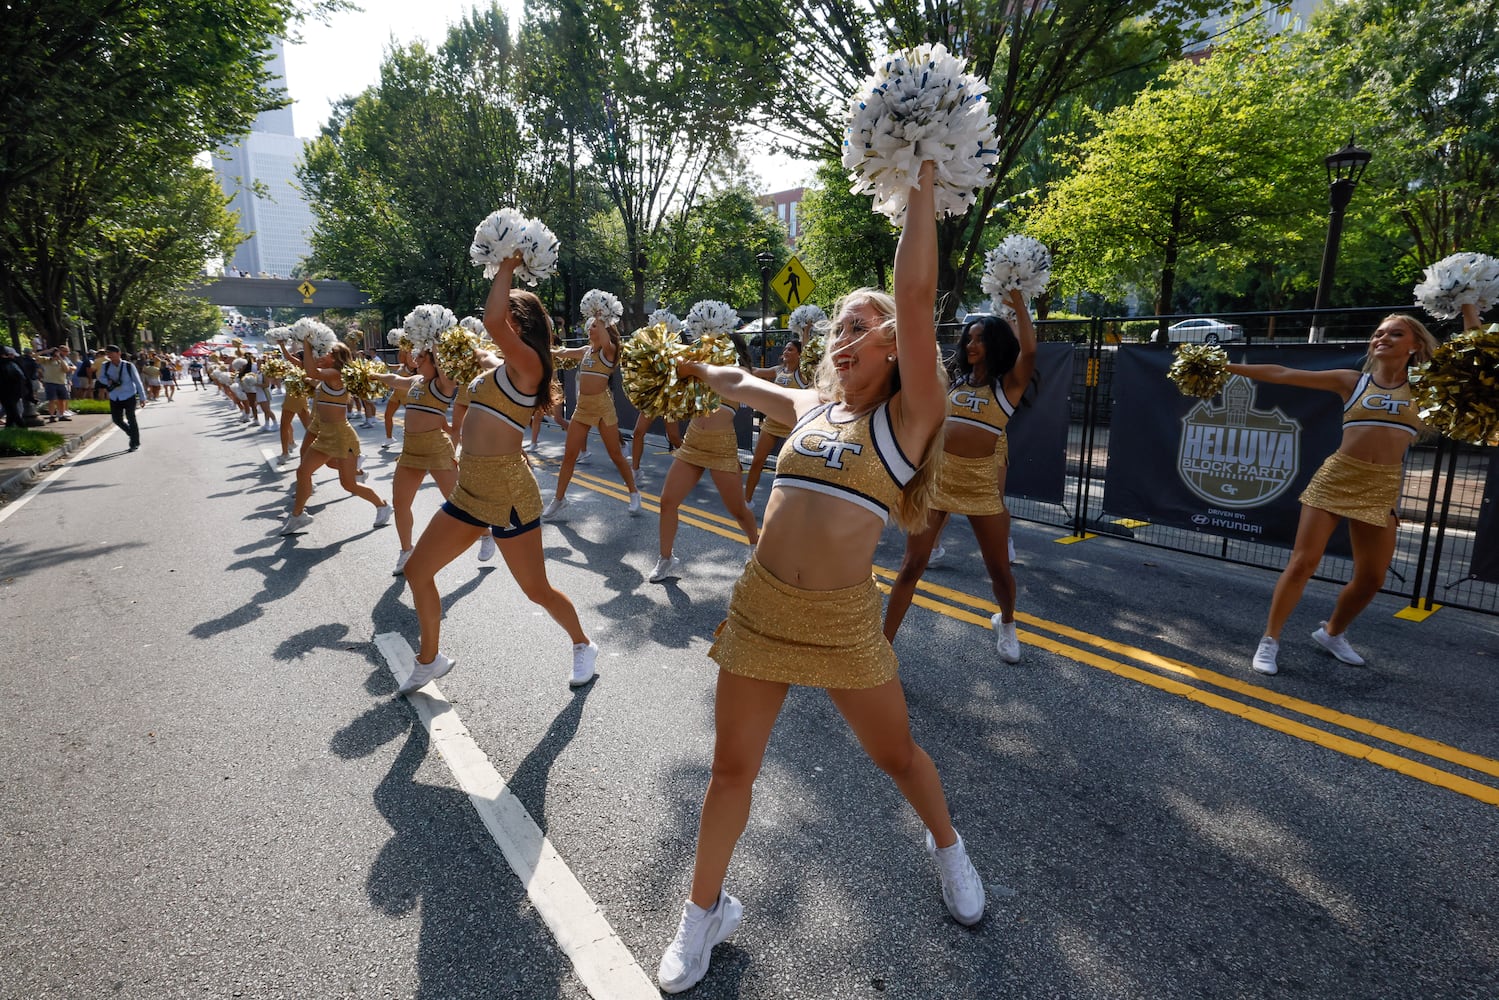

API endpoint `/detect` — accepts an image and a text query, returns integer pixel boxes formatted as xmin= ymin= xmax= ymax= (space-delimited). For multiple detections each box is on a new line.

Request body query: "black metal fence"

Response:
xmin=949 ymin=306 xmax=1497 ymax=618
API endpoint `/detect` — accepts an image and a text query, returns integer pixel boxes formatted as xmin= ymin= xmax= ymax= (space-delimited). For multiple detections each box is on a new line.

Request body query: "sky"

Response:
xmin=281 ymin=0 xmax=815 ymax=192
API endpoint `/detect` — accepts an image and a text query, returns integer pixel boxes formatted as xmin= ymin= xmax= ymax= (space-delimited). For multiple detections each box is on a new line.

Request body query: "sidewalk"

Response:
xmin=0 ymin=410 xmax=117 ymax=502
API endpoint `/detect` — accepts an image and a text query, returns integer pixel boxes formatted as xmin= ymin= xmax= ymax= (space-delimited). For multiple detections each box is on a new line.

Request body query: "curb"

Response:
xmin=0 ymin=422 xmax=112 ymax=501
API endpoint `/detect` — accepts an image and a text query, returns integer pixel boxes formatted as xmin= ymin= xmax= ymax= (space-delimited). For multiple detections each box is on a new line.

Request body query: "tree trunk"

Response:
xmin=1155 ymin=192 xmax=1183 ymax=342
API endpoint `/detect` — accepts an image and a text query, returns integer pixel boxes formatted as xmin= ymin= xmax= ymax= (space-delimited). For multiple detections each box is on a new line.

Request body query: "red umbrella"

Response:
xmin=183 ymin=346 xmax=213 ymax=356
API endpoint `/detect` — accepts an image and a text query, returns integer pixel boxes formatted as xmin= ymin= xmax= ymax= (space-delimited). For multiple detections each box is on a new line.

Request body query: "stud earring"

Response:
xmin=886 ymin=354 xmax=895 ymax=362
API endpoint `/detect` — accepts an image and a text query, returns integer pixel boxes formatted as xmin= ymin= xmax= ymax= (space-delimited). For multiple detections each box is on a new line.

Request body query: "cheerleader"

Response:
xmin=657 ymin=163 xmax=982 ymax=993
xmin=882 ymin=293 xmax=1035 ymax=662
xmin=1230 ymin=312 xmax=1440 ymax=675
xmin=398 ymin=257 xmax=598 ymax=693
xmin=280 ymin=341 xmax=391 ymax=536
xmin=541 ymin=315 xmax=642 ymax=517
xmin=275 ymin=341 xmax=314 ymax=463
xmin=647 ymin=402 xmax=758 ymax=582
xmin=244 ymin=354 xmax=278 ymax=431
xmin=381 ymin=345 xmax=414 ymax=448
xmin=740 ymin=338 xmax=808 ymax=505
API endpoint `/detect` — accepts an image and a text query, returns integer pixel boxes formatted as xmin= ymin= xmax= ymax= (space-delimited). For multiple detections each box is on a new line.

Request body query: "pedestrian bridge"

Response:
xmin=187 ymin=276 xmax=370 ymax=310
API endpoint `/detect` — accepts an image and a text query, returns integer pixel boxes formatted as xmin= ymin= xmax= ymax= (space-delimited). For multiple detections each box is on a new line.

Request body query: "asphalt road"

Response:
xmin=2 ymin=391 xmax=1496 ymax=1000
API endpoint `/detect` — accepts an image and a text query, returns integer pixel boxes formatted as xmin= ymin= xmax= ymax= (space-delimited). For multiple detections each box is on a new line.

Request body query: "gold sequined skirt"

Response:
xmin=760 ymin=417 xmax=793 ymax=439
xmin=573 ymin=389 xmax=618 ymax=427
xmin=673 ymin=425 xmax=741 ymax=474
xmin=449 ymin=451 xmax=541 ymax=528
xmin=310 ymin=418 xmax=360 ymax=459
xmin=1299 ymin=451 xmax=1402 ymax=527
xmin=996 ymin=432 xmax=1009 ymax=468
xmin=710 ymin=557 xmax=898 ymax=689
xmin=397 ymin=427 xmax=456 ymax=471
xmin=932 ymin=450 xmax=1005 ymax=516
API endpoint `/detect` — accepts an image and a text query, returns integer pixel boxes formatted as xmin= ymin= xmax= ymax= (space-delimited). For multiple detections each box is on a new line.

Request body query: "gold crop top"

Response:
xmin=1343 ymin=373 xmax=1422 ymax=437
xmin=773 ymin=366 xmax=809 ymax=390
xmin=580 ymin=346 xmax=615 ymax=381
xmin=945 ymin=378 xmax=1013 ymax=436
xmin=313 ymin=380 xmax=347 ymax=408
xmin=404 ymin=376 xmax=454 ymax=418
xmin=466 ymin=365 xmax=538 ymax=432
xmin=772 ymin=401 xmax=917 ymax=525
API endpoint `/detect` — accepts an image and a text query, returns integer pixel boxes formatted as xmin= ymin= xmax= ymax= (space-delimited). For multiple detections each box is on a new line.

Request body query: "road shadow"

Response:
xmin=0 ymin=538 xmax=146 ymax=583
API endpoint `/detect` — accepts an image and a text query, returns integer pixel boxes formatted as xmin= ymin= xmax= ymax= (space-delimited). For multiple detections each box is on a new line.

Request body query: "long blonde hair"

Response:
xmin=1364 ymin=313 xmax=1437 ymax=372
xmin=817 ymin=287 xmax=948 ymax=533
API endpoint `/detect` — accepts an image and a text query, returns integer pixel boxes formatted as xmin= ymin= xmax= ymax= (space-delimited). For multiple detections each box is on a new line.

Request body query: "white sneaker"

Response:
xmin=991 ymin=614 xmax=1020 ymax=664
xmin=926 ymin=830 xmax=985 ymax=926
xmin=570 ymin=641 xmax=599 ymax=687
xmin=657 ymin=891 xmax=743 ymax=994
xmin=927 ymin=544 xmax=946 ymax=568
xmin=541 ymin=495 xmax=567 ymax=519
xmin=649 ymin=555 xmax=683 ymax=582
xmin=628 ymin=491 xmax=643 ymax=514
xmin=381 ymin=436 xmax=397 ymax=448
xmin=1251 ymin=636 xmax=1280 ymax=676
xmin=393 ymin=549 xmax=413 ymax=576
xmin=398 ymin=652 xmax=456 ymax=695
xmin=1312 ymin=622 xmax=1365 ymax=666
xmin=361 ymin=417 xmax=373 ymax=428
xmin=477 ymin=533 xmax=496 ymax=561
xmin=576 ymin=449 xmax=590 ymax=464
xmin=373 ymin=504 xmax=393 ymax=527
xmin=356 ymin=455 xmax=366 ymax=471
xmin=277 ymin=452 xmax=293 ymax=464
xmin=280 ymin=512 xmax=313 ymax=535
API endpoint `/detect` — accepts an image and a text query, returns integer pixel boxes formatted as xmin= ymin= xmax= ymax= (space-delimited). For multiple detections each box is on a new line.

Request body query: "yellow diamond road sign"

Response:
xmin=297 ymin=280 xmax=317 ymax=302
xmin=771 ymin=257 xmax=814 ymax=310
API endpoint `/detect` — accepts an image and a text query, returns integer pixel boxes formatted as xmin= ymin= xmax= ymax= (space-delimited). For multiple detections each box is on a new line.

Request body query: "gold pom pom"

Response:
xmin=551 ymin=348 xmax=579 ymax=371
xmin=621 ymin=322 xmax=722 ymax=419
xmin=1414 ymin=323 xmax=1499 ymax=445
xmin=799 ymin=334 xmax=825 ymax=383
xmin=282 ymin=368 xmax=311 ymax=398
xmin=1168 ymin=343 xmax=1230 ymax=399
xmin=435 ymin=327 xmax=482 ymax=385
xmin=685 ymin=332 xmax=738 ymax=368
xmin=259 ymin=356 xmax=291 ymax=382
xmin=341 ymin=357 xmax=390 ymax=401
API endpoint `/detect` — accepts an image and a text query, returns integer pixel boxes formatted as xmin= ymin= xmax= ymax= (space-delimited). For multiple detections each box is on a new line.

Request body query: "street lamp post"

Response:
xmin=756 ymin=251 xmax=775 ymax=368
xmin=1308 ymin=136 xmax=1372 ymax=343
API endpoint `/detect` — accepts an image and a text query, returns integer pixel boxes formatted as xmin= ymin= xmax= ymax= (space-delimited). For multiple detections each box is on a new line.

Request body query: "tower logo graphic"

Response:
xmin=1177 ymin=376 xmax=1300 ymax=508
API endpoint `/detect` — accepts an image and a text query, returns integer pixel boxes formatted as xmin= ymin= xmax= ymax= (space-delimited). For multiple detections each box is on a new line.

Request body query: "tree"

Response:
xmin=796 ymin=159 xmax=897 ymax=303
xmin=653 ymin=188 xmax=789 ymax=311
xmin=1023 ymin=27 xmax=1353 ymax=321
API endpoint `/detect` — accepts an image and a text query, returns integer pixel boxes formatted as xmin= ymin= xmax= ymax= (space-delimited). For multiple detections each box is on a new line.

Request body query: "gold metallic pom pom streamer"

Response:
xmin=282 ymin=368 xmax=312 ymax=398
xmin=1414 ymin=323 xmax=1499 ymax=446
xmin=551 ymin=348 xmax=579 ymax=371
xmin=621 ymin=322 xmax=731 ymax=420
xmin=685 ymin=333 xmax=738 ymax=369
xmin=341 ymin=358 xmax=391 ymax=401
xmin=435 ymin=327 xmax=482 ymax=385
xmin=258 ymin=356 xmax=290 ymax=382
xmin=799 ymin=335 xmax=825 ymax=383
xmin=1167 ymin=343 xmax=1230 ymax=399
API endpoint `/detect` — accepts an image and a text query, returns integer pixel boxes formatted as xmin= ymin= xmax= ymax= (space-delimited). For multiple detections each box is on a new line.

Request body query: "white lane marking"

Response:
xmin=374 ymin=633 xmax=659 ymax=1000
xmin=0 ymin=427 xmax=116 ymax=526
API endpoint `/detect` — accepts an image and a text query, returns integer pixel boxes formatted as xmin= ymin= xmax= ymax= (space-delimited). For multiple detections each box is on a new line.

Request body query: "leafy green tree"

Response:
xmin=1023 ymin=26 xmax=1353 ymax=320
xmin=144 ymin=296 xmax=224 ymax=353
xmin=796 ymin=159 xmax=897 ymax=303
xmin=652 ymin=188 xmax=789 ymax=312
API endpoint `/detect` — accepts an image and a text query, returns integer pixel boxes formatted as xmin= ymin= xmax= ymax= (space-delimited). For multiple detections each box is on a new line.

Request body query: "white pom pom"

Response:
xmin=788 ymin=304 xmax=827 ymax=339
xmin=460 ymin=316 xmax=487 ymax=337
xmin=841 ymin=43 xmax=999 ymax=225
xmin=471 ymin=208 xmax=560 ymax=286
xmin=1413 ymin=252 xmax=1499 ymax=321
xmin=231 ymin=357 xmax=248 ymax=372
xmin=648 ymin=308 xmax=684 ymax=334
xmin=686 ymin=300 xmax=738 ymax=339
xmin=266 ymin=326 xmax=293 ymax=344
xmin=290 ymin=317 xmax=337 ymax=356
xmin=386 ymin=327 xmax=406 ymax=348
xmin=981 ymin=235 xmax=1051 ymax=311
xmin=402 ymin=304 xmax=458 ymax=353
xmin=580 ymin=289 xmax=625 ymax=327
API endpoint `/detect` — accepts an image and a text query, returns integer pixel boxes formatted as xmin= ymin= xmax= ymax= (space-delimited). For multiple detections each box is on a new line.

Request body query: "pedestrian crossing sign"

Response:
xmin=297 ymin=280 xmax=317 ymax=303
xmin=771 ymin=257 xmax=814 ymax=310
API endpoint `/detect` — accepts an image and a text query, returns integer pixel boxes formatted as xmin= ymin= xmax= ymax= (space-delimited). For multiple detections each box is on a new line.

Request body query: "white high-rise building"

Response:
xmin=214 ymin=39 xmax=315 ymax=278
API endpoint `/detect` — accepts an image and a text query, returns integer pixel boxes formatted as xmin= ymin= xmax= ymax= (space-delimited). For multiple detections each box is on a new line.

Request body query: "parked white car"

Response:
xmin=1165 ymin=317 xmax=1245 ymax=344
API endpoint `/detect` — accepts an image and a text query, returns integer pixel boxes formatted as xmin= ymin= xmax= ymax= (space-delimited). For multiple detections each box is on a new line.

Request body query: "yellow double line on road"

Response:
xmin=561 ymin=464 xmax=1499 ymax=809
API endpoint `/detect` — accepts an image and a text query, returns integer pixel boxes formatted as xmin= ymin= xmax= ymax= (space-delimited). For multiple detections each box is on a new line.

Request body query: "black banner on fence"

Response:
xmin=1005 ymin=341 xmax=1072 ymax=505
xmin=1103 ymin=345 xmax=1364 ymax=549
xmin=1472 ymin=452 xmax=1499 ymax=583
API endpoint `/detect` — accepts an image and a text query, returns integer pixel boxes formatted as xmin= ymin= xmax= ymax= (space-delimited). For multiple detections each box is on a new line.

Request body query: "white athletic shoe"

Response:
xmin=657 ymin=891 xmax=743 ymax=994
xmin=1312 ymin=622 xmax=1365 ymax=666
xmin=477 ymin=533 xmax=496 ymax=562
xmin=926 ymin=830 xmax=985 ymax=926
xmin=277 ymin=452 xmax=293 ymax=464
xmin=541 ymin=495 xmax=567 ymax=519
xmin=649 ymin=555 xmax=683 ymax=582
xmin=381 ymin=436 xmax=397 ymax=449
xmin=393 ymin=549 xmax=413 ymax=576
xmin=280 ymin=512 xmax=313 ymax=535
xmin=373 ymin=504 xmax=393 ymax=527
xmin=576 ymin=449 xmax=590 ymax=464
xmin=1251 ymin=636 xmax=1280 ymax=676
xmin=927 ymin=544 xmax=946 ymax=568
xmin=570 ymin=641 xmax=599 ymax=687
xmin=398 ymin=652 xmax=456 ymax=695
xmin=991 ymin=614 xmax=1020 ymax=664
xmin=628 ymin=491 xmax=643 ymax=514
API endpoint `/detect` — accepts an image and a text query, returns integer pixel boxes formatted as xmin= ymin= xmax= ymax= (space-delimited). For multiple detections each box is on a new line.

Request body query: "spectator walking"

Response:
xmin=99 ymin=344 xmax=146 ymax=452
